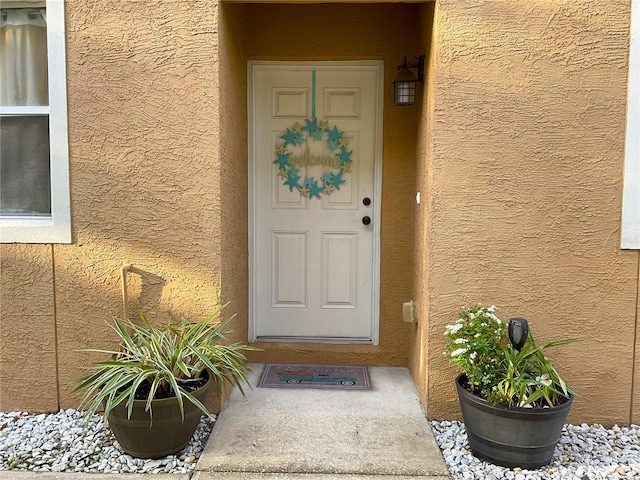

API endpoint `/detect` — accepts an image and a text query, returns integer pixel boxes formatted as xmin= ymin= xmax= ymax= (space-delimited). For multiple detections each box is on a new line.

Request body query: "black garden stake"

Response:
xmin=508 ymin=318 xmax=529 ymax=351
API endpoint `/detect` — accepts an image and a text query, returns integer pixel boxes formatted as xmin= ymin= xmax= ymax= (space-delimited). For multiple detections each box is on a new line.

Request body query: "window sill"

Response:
xmin=0 ymin=217 xmax=71 ymax=244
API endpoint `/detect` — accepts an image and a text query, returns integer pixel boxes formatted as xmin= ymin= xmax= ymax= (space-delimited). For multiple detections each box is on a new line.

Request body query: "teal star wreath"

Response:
xmin=274 ymin=118 xmax=353 ymax=199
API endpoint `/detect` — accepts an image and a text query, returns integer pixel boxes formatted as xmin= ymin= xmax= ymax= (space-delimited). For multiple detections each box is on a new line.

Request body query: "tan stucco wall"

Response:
xmin=410 ymin=0 xmax=640 ymax=426
xmin=0 ymin=245 xmax=58 ymax=411
xmin=0 ymin=1 xmax=422 ymax=412
xmin=635 ymin=292 xmax=640 ymax=423
xmin=2 ymin=0 xmax=639 ymax=428
xmin=409 ymin=1 xmax=436 ymax=422
xmin=223 ymin=3 xmax=422 ymax=366
xmin=0 ymin=0 xmax=240 ymax=413
xmin=218 ymin=2 xmax=250 ymax=404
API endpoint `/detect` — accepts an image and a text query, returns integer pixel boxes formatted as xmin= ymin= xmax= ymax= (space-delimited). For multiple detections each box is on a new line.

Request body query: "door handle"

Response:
xmin=362 ymin=216 xmax=371 ymax=226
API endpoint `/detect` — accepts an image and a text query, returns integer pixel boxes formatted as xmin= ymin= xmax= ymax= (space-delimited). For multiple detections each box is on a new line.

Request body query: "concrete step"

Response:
xmin=193 ymin=473 xmax=451 ymax=480
xmin=194 ymin=365 xmax=450 ymax=480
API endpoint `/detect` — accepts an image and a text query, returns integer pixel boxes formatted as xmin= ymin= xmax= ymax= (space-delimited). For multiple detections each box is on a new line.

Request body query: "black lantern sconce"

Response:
xmin=393 ymin=55 xmax=425 ymax=106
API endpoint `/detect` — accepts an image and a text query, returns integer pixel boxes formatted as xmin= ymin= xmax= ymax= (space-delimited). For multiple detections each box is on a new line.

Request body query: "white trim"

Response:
xmin=248 ymin=61 xmax=257 ymax=342
xmin=247 ymin=60 xmax=383 ymax=344
xmin=255 ymin=336 xmax=374 ymax=344
xmin=371 ymin=61 xmax=383 ymax=346
xmin=0 ymin=106 xmax=49 ymax=115
xmin=622 ymin=0 xmax=640 ymax=249
xmin=0 ymin=0 xmax=71 ymax=243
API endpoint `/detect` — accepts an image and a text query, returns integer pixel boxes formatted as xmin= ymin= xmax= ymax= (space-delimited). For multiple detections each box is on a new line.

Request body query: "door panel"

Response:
xmin=272 ymin=232 xmax=307 ymax=307
xmin=321 ymin=233 xmax=357 ymax=308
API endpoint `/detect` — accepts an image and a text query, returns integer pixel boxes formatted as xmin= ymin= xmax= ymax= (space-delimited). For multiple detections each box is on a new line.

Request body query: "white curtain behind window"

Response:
xmin=0 ymin=8 xmax=47 ymax=106
xmin=0 ymin=8 xmax=50 ymax=215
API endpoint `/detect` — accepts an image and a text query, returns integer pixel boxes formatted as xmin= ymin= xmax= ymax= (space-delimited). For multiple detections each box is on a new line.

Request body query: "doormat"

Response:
xmin=257 ymin=364 xmax=372 ymax=390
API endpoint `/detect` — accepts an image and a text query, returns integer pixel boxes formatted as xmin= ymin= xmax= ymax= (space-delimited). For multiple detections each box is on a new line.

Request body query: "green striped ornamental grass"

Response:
xmin=73 ymin=304 xmax=257 ymax=422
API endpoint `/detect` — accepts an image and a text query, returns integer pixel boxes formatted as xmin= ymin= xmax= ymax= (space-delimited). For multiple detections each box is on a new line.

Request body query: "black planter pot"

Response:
xmin=455 ymin=374 xmax=573 ymax=469
xmin=108 ymin=374 xmax=211 ymax=459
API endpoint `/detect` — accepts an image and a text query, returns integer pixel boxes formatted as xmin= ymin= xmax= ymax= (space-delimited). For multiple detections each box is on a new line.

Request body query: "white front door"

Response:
xmin=249 ymin=62 xmax=382 ymax=343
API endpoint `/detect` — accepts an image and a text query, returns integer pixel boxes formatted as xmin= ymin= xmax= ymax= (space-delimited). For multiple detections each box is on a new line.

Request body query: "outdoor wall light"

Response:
xmin=393 ymin=55 xmax=425 ymax=106
xmin=508 ymin=318 xmax=530 ymax=351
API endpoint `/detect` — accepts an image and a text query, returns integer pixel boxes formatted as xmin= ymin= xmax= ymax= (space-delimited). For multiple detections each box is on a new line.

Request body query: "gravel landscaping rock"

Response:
xmin=0 ymin=410 xmax=214 ymax=474
xmin=2 ymin=409 xmax=639 ymax=478
xmin=431 ymin=420 xmax=640 ymax=480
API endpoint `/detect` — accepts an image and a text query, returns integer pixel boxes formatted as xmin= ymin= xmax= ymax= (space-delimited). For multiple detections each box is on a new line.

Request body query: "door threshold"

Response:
xmin=255 ymin=335 xmax=374 ymax=345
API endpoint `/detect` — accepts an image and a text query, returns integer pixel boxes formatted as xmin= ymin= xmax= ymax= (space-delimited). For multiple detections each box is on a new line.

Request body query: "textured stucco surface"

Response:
xmin=1 ymin=0 xmax=639 ymax=428
xmin=0 ymin=245 xmax=58 ymax=411
xmin=635 ymin=287 xmax=640 ymax=422
xmin=228 ymin=3 xmax=420 ymax=367
xmin=409 ymin=1 xmax=436 ymax=426
xmin=409 ymin=0 xmax=640 ymax=426
xmin=218 ymin=2 xmax=250 ymax=405
xmin=0 ymin=1 xmax=421 ymax=413
xmin=0 ymin=0 xmax=235 ymax=413
xmin=58 ymin=0 xmax=232 ymax=412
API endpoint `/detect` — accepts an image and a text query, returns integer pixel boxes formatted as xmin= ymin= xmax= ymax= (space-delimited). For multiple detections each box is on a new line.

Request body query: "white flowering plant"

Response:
xmin=445 ymin=305 xmax=582 ymax=408
xmin=445 ymin=305 xmax=507 ymax=400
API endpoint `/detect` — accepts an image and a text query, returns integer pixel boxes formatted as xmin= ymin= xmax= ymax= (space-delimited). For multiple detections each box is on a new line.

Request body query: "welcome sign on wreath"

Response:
xmin=273 ymin=71 xmax=353 ymax=200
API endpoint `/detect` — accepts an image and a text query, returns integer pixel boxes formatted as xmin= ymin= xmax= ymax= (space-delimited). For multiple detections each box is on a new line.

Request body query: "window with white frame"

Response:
xmin=0 ymin=0 xmax=70 ymax=243
xmin=623 ymin=0 xmax=640 ymax=249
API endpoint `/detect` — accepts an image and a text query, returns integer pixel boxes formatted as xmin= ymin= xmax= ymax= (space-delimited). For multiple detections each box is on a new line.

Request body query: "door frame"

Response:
xmin=247 ymin=60 xmax=384 ymax=344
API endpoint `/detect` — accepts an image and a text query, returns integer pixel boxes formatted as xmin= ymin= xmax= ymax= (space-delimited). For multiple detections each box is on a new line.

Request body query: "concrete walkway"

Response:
xmin=1 ymin=365 xmax=450 ymax=480
xmin=193 ymin=365 xmax=450 ymax=480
